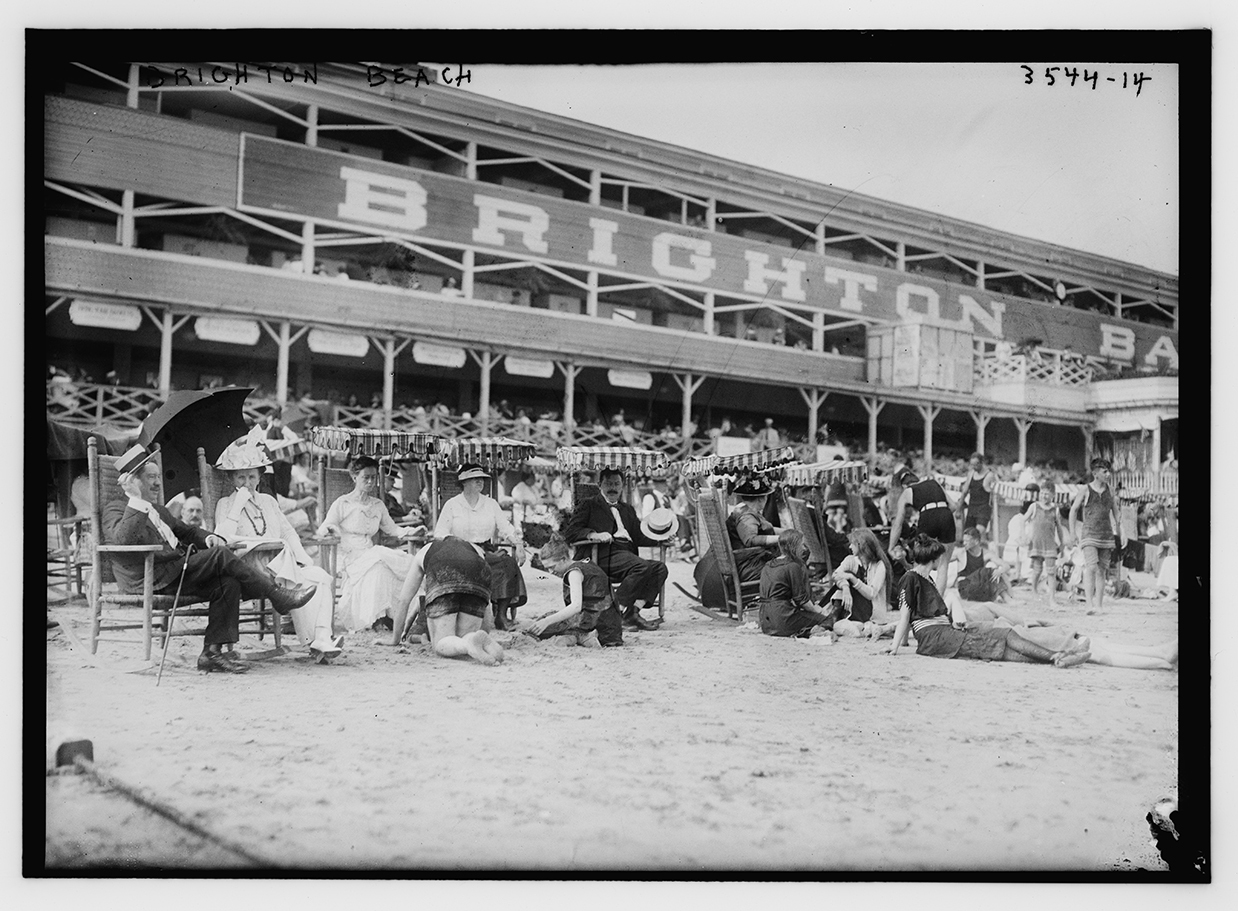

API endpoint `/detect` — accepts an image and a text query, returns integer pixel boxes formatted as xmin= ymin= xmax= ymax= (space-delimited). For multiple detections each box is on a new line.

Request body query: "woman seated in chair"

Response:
xmin=434 ymin=463 xmax=527 ymax=631
xmin=693 ymin=476 xmax=785 ymax=610
xmin=388 ymin=536 xmax=504 ymax=665
xmin=316 ymin=455 xmax=421 ymax=633
xmin=214 ymin=434 xmax=343 ymax=663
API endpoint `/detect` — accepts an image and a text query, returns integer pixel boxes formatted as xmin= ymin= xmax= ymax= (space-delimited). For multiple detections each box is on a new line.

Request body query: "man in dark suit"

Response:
xmin=102 ymin=444 xmax=316 ymax=673
xmin=563 ymin=468 xmax=667 ymax=631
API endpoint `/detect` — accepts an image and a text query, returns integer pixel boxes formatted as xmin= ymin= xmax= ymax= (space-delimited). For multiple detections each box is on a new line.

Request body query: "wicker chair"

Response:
xmin=86 ymin=437 xmax=278 ymax=660
xmin=696 ymin=487 xmax=760 ymax=622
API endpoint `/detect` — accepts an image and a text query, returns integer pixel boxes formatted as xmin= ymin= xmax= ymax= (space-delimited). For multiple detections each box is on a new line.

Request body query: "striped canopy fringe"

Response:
xmin=437 ymin=437 xmax=538 ymax=470
xmin=678 ymin=446 xmax=799 ymax=480
xmin=309 ymin=427 xmax=440 ymax=461
xmin=555 ymin=446 xmax=670 ymax=477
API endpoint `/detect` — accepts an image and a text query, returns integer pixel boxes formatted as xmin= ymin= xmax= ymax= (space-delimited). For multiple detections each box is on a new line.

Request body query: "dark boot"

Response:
xmin=268 ymin=583 xmax=317 ymax=615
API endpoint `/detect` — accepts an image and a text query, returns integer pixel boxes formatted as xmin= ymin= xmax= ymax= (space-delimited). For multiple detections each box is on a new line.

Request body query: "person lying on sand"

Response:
xmin=521 ymin=536 xmax=623 ymax=647
xmin=885 ymin=534 xmax=1089 ymax=668
xmin=955 ymin=600 xmax=1178 ymax=671
xmin=757 ymin=530 xmax=837 ymax=639
xmin=388 ymin=537 xmax=504 ymax=666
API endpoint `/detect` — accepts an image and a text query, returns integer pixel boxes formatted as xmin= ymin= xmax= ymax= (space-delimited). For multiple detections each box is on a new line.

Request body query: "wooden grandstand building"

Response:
xmin=44 ymin=61 xmax=1180 ymax=477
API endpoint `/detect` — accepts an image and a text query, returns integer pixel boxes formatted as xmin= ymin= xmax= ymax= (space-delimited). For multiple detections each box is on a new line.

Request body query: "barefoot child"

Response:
xmin=390 ymin=537 xmax=504 ymax=665
xmin=1024 ymin=481 xmax=1066 ymax=607
xmin=886 ymin=534 xmax=1090 ymax=668
xmin=524 ymin=537 xmax=624 ymax=647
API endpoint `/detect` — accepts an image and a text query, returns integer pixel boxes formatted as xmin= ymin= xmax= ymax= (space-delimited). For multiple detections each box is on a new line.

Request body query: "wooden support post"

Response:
xmin=465 ymin=141 xmax=477 ymax=181
xmin=917 ymin=403 xmax=942 ymax=473
xmin=1081 ymin=425 xmax=1094 ymax=466
xmin=586 ymin=271 xmax=599 ymax=318
xmin=589 ymin=170 xmax=601 ymax=206
xmin=674 ymin=372 xmax=706 ymax=454
xmin=860 ymin=396 xmax=886 ymax=465
xmin=896 ymin=241 xmax=906 ymax=272
xmin=380 ymin=340 xmax=396 ymax=429
xmin=706 ymin=198 xmax=717 ymax=232
xmin=158 ymin=310 xmax=175 ymax=397
xmin=969 ymin=409 xmax=992 ymax=455
xmin=702 ymin=291 xmax=715 ymax=335
xmin=300 ymin=221 xmax=315 ymax=274
xmin=461 ymin=248 xmax=475 ymax=299
xmin=799 ymin=387 xmax=829 ymax=450
xmin=1013 ymin=417 xmax=1034 ymax=467
xmin=305 ymin=104 xmax=318 ymax=146
xmin=975 ymin=260 xmax=985 ymax=289
xmin=276 ymin=321 xmax=291 ymax=407
xmin=127 ymin=63 xmax=140 ymax=108
xmin=261 ymin=321 xmax=309 ymax=409
xmin=119 ymin=190 xmax=135 ymax=248
xmin=814 ymin=222 xmax=825 ymax=256
xmin=812 ymin=311 xmax=825 ymax=352
xmin=470 ymin=349 xmax=497 ymax=434
xmin=557 ymin=361 xmax=581 ymax=444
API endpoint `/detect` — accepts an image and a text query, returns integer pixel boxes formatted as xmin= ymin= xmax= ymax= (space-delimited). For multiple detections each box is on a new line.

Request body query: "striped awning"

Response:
xmin=309 ymin=427 xmax=440 ymax=460
xmin=556 ymin=446 xmax=670 ymax=476
xmin=678 ymin=446 xmax=798 ymax=480
xmin=265 ymin=436 xmax=313 ymax=463
xmin=782 ymin=459 xmax=871 ymax=488
xmin=437 ymin=437 xmax=538 ymax=469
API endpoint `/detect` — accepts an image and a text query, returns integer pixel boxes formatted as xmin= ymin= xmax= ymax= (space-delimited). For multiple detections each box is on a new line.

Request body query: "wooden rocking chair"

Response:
xmin=695 ymin=487 xmax=761 ymax=622
xmin=86 ymin=437 xmax=279 ymax=660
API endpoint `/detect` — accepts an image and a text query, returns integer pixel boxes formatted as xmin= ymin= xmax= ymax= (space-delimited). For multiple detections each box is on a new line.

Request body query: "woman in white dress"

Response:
xmin=316 ymin=455 xmax=420 ymax=632
xmin=214 ymin=435 xmax=343 ymax=663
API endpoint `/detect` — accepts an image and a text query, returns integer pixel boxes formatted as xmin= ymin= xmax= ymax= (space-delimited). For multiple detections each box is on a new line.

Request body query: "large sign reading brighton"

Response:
xmin=238 ymin=136 xmax=1178 ymax=365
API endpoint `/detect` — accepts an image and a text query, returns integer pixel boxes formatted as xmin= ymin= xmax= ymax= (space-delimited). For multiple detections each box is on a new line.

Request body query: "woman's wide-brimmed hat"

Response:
xmin=639 ymin=507 xmax=680 ymax=542
xmin=215 ymin=434 xmax=273 ymax=471
xmin=825 ymin=480 xmax=849 ymax=508
xmin=457 ymin=463 xmax=491 ymax=482
xmin=732 ymin=477 xmax=774 ymax=498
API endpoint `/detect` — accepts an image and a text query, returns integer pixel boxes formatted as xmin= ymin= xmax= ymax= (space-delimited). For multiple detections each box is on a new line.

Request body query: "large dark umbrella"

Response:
xmin=139 ymin=387 xmax=254 ymax=498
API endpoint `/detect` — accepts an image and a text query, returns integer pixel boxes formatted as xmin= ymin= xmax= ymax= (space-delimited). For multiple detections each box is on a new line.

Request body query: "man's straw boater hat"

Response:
xmin=116 ymin=443 xmax=159 ymax=476
xmin=639 ymin=507 xmax=679 ymax=542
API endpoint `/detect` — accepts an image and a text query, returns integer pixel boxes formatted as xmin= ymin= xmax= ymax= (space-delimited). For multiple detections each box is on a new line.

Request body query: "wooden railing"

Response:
xmin=48 ymin=382 xmax=723 ymax=459
xmin=1114 ymin=470 xmax=1179 ymax=496
xmin=975 ymin=351 xmax=1094 ymax=387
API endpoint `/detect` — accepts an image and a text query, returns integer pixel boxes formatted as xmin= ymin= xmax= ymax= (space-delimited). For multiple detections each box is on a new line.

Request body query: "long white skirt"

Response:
xmin=264 ymin=548 xmax=335 ymax=646
xmin=334 ymin=545 xmax=414 ymax=633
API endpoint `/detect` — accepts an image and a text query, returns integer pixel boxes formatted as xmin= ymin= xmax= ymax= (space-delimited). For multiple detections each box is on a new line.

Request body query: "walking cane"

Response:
xmin=156 ymin=543 xmax=196 ymax=687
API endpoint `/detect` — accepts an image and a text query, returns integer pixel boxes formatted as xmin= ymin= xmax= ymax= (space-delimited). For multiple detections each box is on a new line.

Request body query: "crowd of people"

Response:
xmin=79 ymin=385 xmax=1177 ymax=677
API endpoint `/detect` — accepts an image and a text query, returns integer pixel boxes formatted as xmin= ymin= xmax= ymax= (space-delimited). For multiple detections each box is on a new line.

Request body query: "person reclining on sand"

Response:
xmin=950 ymin=599 xmax=1178 ymax=672
xmin=522 ymin=536 xmax=624 ymax=647
xmin=885 ymin=534 xmax=1089 ymax=668
xmin=388 ymin=537 xmax=504 ymax=666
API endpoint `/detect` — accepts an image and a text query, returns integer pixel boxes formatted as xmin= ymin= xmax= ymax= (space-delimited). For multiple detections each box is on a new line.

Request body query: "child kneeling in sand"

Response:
xmin=389 ymin=537 xmax=504 ymax=665
xmin=886 ymin=533 xmax=1089 ymax=668
xmin=524 ymin=537 xmax=624 ymax=647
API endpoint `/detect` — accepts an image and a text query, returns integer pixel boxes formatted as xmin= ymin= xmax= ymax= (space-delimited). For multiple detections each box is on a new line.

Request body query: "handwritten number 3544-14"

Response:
xmin=1021 ymin=66 xmax=1151 ymax=97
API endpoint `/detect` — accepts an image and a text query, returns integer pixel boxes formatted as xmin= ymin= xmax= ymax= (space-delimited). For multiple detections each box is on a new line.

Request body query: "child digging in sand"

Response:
xmin=524 ymin=537 xmax=624 ymax=647
xmin=886 ymin=533 xmax=1090 ymax=668
xmin=389 ymin=537 xmax=504 ymax=665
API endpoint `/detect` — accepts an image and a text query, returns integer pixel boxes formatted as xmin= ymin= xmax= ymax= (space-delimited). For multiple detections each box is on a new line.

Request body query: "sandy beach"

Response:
xmin=44 ymin=558 xmax=1180 ymax=874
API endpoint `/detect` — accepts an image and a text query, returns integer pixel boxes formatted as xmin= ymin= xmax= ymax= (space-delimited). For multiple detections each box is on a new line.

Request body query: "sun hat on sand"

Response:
xmin=640 ymin=507 xmax=679 ymax=542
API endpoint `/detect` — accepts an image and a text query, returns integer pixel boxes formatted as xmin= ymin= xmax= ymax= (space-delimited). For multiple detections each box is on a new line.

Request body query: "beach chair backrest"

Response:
xmin=697 ymin=488 xmax=743 ymax=607
xmin=197 ymin=448 xmax=232 ymax=535
xmin=87 ymin=439 xmax=165 ymax=586
xmin=316 ymin=461 xmax=356 ymax=522
xmin=786 ymin=494 xmax=828 ymax=567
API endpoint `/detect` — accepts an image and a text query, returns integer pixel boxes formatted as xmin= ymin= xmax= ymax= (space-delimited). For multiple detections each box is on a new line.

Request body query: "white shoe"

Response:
xmin=309 ymin=635 xmax=343 ymax=661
